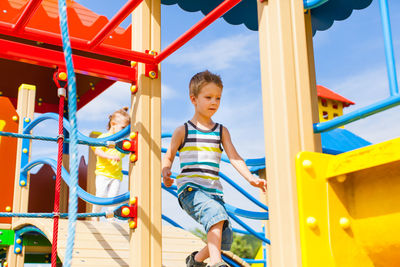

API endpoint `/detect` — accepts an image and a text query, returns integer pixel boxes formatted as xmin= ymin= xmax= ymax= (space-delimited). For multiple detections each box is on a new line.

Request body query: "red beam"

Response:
xmin=88 ymin=0 xmax=143 ymax=49
xmin=0 ymin=38 xmax=137 ymax=83
xmin=12 ymin=0 xmax=43 ymax=32
xmin=155 ymin=0 xmax=241 ymax=63
xmin=0 ymin=21 xmax=154 ymax=64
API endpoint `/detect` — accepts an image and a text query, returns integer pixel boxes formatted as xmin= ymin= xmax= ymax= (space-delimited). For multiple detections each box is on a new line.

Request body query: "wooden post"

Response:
xmin=130 ymin=0 xmax=162 ymax=266
xmin=257 ymin=1 xmax=321 ymax=266
xmin=8 ymin=84 xmax=36 ymax=267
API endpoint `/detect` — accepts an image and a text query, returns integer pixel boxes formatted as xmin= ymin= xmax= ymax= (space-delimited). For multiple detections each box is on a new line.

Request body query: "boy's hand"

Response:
xmin=162 ymin=167 xmax=174 ymax=187
xmin=249 ymin=176 xmax=267 ymax=192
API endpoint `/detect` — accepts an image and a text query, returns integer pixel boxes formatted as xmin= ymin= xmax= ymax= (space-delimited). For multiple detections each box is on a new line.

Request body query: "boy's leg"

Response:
xmin=194 ymin=245 xmax=209 ymax=263
xmin=206 ymin=220 xmax=224 ymax=265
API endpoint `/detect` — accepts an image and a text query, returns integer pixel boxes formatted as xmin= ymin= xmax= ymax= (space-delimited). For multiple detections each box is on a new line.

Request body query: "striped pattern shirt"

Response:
xmin=177 ymin=121 xmax=224 ymax=196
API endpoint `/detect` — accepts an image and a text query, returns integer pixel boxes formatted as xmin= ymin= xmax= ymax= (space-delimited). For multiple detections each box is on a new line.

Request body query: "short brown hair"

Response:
xmin=108 ymin=107 xmax=130 ymax=130
xmin=189 ymin=70 xmax=223 ymax=97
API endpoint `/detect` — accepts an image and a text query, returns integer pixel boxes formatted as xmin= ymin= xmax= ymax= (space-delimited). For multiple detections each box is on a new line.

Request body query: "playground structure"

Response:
xmin=0 ymin=0 xmax=399 ymax=267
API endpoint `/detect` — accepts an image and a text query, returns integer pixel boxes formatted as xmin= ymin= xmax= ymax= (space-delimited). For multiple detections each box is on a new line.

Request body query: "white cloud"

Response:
xmin=167 ymin=33 xmax=259 ymax=71
xmin=162 ymin=83 xmax=178 ymax=100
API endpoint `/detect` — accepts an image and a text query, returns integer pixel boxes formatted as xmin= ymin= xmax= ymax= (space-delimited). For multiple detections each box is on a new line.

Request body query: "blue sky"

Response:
xmin=27 ymin=0 xmax=399 ymax=265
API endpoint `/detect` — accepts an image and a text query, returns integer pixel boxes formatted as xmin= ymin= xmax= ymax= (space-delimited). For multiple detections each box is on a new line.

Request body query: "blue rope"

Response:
xmin=58 ymin=0 xmax=78 ymax=265
xmin=0 ymin=212 xmax=106 ymax=218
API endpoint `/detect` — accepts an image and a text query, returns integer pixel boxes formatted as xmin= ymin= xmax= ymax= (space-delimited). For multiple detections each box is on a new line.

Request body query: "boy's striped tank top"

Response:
xmin=177 ymin=120 xmax=224 ymax=196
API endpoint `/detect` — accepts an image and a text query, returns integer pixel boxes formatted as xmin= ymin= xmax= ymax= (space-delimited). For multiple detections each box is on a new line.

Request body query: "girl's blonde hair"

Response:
xmin=107 ymin=107 xmax=130 ymax=130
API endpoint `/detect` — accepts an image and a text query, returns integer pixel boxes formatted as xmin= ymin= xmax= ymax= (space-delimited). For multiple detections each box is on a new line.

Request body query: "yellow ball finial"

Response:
xmin=130 ymin=61 xmax=137 ymax=67
xmin=129 ymin=221 xmax=136 ymax=229
xmin=16 ymin=238 xmax=22 ymax=244
xmin=24 ymin=118 xmax=30 ymax=123
xmin=12 ymin=115 xmax=18 ymax=121
xmin=130 ymin=132 xmax=137 ymax=140
xmin=306 ymin=217 xmax=317 ymax=229
xmin=339 ymin=217 xmax=350 ymax=229
xmin=129 ymin=197 xmax=136 ymax=205
xmin=20 ymin=181 xmax=26 ymax=186
xmin=58 ymin=72 xmax=67 ymax=81
xmin=336 ymin=175 xmax=346 ymax=183
xmin=5 ymin=206 xmax=11 ymax=212
xmin=130 ymin=154 xmax=137 ymax=162
xmin=130 ymin=85 xmax=138 ymax=94
xmin=302 ymin=159 xmax=312 ymax=169
xmin=123 ymin=141 xmax=131 ymax=150
xmin=15 ymin=247 xmax=21 ymax=253
xmin=4 ymin=261 xmax=8 ymax=266
xmin=122 ymin=207 xmax=130 ymax=216
xmin=23 ymin=148 xmax=28 ymax=154
xmin=149 ymin=71 xmax=156 ymax=79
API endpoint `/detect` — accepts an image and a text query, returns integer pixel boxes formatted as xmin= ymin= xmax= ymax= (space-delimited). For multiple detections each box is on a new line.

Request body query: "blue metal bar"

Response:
xmin=219 ymin=172 xmax=268 ymax=211
xmin=243 ymin=258 xmax=266 ymax=264
xmin=232 ymin=228 xmax=264 ymax=236
xmin=162 ymin=214 xmax=184 ymax=229
xmin=303 ymin=0 xmax=328 ymax=9
xmin=228 ymin=212 xmax=270 ymax=244
xmin=225 ymin=203 xmax=268 ymax=220
xmin=314 ymin=94 xmax=400 ymax=133
xmin=379 ymin=0 xmax=399 ymax=96
xmin=23 ymin=112 xmax=130 ymax=142
xmin=21 ymin=158 xmax=130 ymax=205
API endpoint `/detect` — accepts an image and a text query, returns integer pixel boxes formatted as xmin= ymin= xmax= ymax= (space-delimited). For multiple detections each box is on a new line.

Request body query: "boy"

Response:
xmin=162 ymin=70 xmax=267 ymax=267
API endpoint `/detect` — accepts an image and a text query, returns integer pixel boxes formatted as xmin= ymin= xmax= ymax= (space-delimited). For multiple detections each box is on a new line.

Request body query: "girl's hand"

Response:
xmin=162 ymin=167 xmax=174 ymax=187
xmin=249 ymin=176 xmax=267 ymax=192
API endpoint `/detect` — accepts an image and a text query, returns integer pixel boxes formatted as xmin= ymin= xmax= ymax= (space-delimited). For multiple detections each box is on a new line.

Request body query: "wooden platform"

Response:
xmin=13 ymin=218 xmax=249 ymax=266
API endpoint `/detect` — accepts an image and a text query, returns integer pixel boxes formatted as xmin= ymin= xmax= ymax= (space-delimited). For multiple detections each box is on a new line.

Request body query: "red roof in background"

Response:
xmin=317 ymin=85 xmax=355 ymax=107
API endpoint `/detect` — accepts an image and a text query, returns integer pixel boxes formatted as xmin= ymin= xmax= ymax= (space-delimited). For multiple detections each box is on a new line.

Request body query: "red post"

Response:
xmin=88 ymin=0 xmax=144 ymax=48
xmin=12 ymin=0 xmax=43 ymax=32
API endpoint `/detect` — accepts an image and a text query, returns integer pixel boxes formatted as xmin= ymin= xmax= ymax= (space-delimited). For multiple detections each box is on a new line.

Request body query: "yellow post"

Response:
xmin=257 ymin=1 xmax=321 ymax=266
xmin=130 ymin=0 xmax=162 ymax=266
xmin=8 ymin=84 xmax=36 ymax=267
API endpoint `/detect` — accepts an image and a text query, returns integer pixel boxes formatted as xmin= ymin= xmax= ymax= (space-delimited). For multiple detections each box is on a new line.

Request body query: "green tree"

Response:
xmin=230 ymin=233 xmax=261 ymax=259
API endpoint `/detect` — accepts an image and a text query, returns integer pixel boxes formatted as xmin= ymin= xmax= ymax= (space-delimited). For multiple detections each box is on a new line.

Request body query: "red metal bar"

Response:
xmin=88 ymin=0 xmax=143 ymax=48
xmin=0 ymin=38 xmax=137 ymax=82
xmin=155 ymin=0 xmax=241 ymax=63
xmin=0 ymin=21 xmax=154 ymax=64
xmin=12 ymin=0 xmax=43 ymax=32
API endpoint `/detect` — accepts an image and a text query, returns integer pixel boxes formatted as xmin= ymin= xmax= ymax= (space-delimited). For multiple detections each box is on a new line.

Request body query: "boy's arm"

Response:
xmin=221 ymin=126 xmax=267 ymax=192
xmin=161 ymin=125 xmax=185 ymax=187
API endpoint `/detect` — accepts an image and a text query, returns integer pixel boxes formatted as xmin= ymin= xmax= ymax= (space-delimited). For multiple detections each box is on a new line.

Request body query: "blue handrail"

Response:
xmin=21 ymin=158 xmax=130 ymax=205
xmin=314 ymin=94 xmax=400 ymax=132
xmin=24 ymin=112 xmax=130 ymax=142
xmin=378 ymin=0 xmax=398 ymax=96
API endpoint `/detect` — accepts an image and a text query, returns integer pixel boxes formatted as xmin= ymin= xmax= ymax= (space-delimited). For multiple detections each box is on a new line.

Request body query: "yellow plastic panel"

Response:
xmin=297 ymin=137 xmax=400 ymax=266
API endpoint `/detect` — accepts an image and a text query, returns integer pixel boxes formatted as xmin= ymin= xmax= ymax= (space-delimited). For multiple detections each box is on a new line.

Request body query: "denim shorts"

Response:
xmin=178 ymin=186 xmax=233 ymax=250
